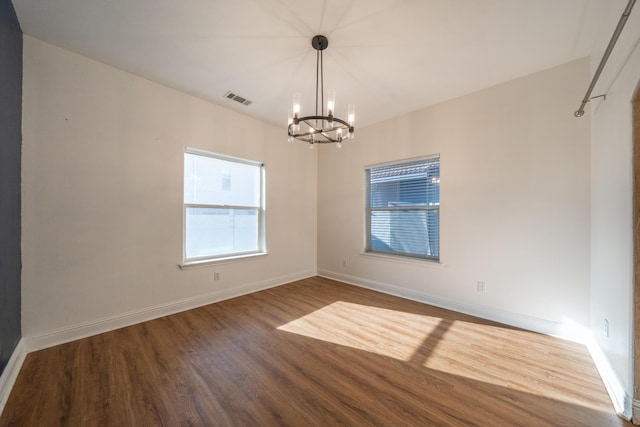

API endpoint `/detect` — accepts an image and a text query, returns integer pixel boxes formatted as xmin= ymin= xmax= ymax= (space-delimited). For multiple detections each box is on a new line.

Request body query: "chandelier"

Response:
xmin=288 ymin=35 xmax=355 ymax=148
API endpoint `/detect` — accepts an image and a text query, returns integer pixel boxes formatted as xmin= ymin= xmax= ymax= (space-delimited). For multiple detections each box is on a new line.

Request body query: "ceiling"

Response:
xmin=12 ymin=0 xmax=618 ymax=129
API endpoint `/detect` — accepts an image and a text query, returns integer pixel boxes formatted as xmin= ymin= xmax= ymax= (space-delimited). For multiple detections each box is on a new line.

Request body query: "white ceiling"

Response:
xmin=12 ymin=0 xmax=618 ymax=129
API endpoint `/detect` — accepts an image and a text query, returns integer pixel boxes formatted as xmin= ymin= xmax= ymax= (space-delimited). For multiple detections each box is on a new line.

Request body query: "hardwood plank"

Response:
xmin=0 ymin=277 xmax=631 ymax=426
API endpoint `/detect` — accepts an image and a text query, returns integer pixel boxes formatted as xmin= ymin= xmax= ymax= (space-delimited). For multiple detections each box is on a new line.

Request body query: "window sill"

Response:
xmin=179 ymin=252 xmax=268 ymax=270
xmin=360 ymin=251 xmax=445 ymax=269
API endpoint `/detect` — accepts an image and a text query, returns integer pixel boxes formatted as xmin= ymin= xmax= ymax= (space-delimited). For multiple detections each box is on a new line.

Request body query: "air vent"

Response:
xmin=224 ymin=91 xmax=252 ymax=106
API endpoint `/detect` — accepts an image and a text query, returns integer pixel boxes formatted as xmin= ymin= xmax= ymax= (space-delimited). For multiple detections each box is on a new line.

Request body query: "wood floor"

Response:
xmin=0 ymin=277 xmax=631 ymax=426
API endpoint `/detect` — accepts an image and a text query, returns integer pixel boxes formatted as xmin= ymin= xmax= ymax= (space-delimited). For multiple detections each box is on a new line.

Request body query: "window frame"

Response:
xmin=365 ymin=154 xmax=440 ymax=262
xmin=182 ymin=147 xmax=266 ymax=265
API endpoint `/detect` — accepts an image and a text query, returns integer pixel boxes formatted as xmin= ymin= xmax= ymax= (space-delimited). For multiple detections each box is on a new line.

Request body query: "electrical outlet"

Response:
xmin=214 ymin=272 xmax=220 ymax=281
xmin=477 ymin=281 xmax=486 ymax=293
xmin=604 ymin=319 xmax=609 ymax=337
xmin=342 ymin=259 xmax=348 ymax=267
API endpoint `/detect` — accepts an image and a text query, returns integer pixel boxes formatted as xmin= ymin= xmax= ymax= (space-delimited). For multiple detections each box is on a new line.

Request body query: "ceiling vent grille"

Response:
xmin=224 ymin=91 xmax=252 ymax=106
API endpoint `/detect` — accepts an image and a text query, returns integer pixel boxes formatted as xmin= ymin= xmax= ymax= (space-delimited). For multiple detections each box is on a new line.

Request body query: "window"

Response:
xmin=365 ymin=156 xmax=440 ymax=260
xmin=183 ymin=148 xmax=265 ymax=263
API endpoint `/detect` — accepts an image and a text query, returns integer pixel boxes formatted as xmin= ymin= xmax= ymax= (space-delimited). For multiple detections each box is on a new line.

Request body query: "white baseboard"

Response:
xmin=632 ymin=399 xmax=640 ymax=424
xmin=24 ymin=270 xmax=315 ymax=352
xmin=0 ymin=339 xmax=27 ymax=416
xmin=585 ymin=335 xmax=632 ymax=420
xmin=318 ymin=269 xmax=576 ymax=339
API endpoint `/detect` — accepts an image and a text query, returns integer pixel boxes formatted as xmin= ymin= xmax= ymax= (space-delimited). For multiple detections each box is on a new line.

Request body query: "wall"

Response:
xmin=0 ymin=0 xmax=22 ymax=376
xmin=318 ymin=58 xmax=591 ymax=338
xmin=21 ymin=36 xmax=317 ymax=341
xmin=589 ymin=0 xmax=640 ymax=411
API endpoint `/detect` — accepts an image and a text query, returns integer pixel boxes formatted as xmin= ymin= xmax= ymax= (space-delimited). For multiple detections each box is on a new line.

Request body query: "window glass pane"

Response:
xmin=370 ymin=209 xmax=439 ymax=258
xmin=366 ymin=156 xmax=440 ymax=260
xmin=185 ymin=207 xmax=258 ymax=259
xmin=368 ymin=159 xmax=439 ymax=208
xmin=184 ymin=153 xmax=260 ymax=207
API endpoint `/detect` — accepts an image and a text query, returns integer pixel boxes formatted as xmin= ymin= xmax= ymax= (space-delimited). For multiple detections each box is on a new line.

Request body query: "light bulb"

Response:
xmin=292 ymin=93 xmax=301 ymax=118
xmin=289 ymin=109 xmax=299 ymax=133
xmin=336 ymin=142 xmax=342 ymax=149
xmin=327 ymin=90 xmax=336 ymax=116
xmin=348 ymin=104 xmax=355 ymax=125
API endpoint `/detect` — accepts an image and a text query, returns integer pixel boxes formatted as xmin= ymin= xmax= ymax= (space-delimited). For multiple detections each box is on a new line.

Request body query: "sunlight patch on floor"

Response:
xmin=420 ymin=319 xmax=613 ymax=412
xmin=277 ymin=301 xmax=614 ymax=414
xmin=277 ymin=301 xmax=444 ymax=361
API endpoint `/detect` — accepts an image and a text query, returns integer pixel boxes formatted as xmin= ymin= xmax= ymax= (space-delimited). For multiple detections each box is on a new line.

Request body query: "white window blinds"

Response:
xmin=366 ymin=156 xmax=440 ymax=260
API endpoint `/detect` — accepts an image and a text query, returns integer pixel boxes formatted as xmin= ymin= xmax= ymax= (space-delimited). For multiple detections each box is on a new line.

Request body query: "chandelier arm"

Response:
xmin=294 ymin=115 xmax=351 ymax=128
xmin=288 ymin=116 xmax=353 ymax=144
xmin=289 ymin=116 xmax=354 ymax=131
xmin=290 ymin=134 xmax=339 ymax=144
xmin=325 ymin=116 xmax=352 ymax=131
xmin=318 ymin=131 xmax=338 ymax=143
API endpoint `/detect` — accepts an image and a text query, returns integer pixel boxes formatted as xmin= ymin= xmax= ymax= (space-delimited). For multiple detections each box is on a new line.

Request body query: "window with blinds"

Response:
xmin=365 ymin=156 xmax=440 ymax=260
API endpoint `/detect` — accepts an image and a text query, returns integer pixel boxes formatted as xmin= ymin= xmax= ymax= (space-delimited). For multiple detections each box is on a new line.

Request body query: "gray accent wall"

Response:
xmin=0 ymin=0 xmax=22 ymax=376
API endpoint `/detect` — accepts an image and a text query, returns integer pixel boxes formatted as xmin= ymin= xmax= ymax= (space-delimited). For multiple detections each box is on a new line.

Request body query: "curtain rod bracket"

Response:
xmin=574 ymin=0 xmax=636 ymax=118
xmin=574 ymin=94 xmax=607 ymax=117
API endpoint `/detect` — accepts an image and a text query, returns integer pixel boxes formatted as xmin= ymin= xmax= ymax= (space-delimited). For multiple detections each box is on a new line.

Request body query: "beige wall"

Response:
xmin=589 ymin=0 xmax=640 ymax=404
xmin=318 ymin=58 xmax=592 ymax=337
xmin=21 ymin=36 xmax=317 ymax=339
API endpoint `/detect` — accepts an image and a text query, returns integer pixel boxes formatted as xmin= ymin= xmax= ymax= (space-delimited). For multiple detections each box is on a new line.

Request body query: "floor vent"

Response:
xmin=224 ymin=91 xmax=252 ymax=106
